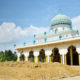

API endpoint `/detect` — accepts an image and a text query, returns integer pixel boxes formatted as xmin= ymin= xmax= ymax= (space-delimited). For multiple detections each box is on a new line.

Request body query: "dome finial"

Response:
xmin=58 ymin=9 xmax=63 ymax=14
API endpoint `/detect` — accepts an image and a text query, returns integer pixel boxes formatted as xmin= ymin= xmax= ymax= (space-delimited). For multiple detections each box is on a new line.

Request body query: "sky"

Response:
xmin=0 ymin=0 xmax=80 ymax=51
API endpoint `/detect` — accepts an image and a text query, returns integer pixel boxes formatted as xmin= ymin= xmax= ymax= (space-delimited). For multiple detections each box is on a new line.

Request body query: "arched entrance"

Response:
xmin=20 ymin=54 xmax=25 ymax=61
xmin=20 ymin=51 xmax=25 ymax=61
xmin=66 ymin=45 xmax=79 ymax=65
xmin=51 ymin=48 xmax=60 ymax=62
xmin=38 ymin=49 xmax=45 ymax=62
xmin=28 ymin=51 xmax=34 ymax=62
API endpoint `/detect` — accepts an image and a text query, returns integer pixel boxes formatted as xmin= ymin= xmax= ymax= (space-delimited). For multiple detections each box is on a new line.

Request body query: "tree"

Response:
xmin=0 ymin=50 xmax=17 ymax=62
xmin=4 ymin=50 xmax=17 ymax=61
xmin=0 ymin=51 xmax=5 ymax=62
xmin=20 ymin=54 xmax=25 ymax=61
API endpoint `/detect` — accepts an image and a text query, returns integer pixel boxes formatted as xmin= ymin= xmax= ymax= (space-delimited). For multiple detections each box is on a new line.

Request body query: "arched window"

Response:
xmin=29 ymin=51 xmax=34 ymax=62
xmin=51 ymin=48 xmax=60 ymax=62
xmin=66 ymin=45 xmax=79 ymax=65
xmin=39 ymin=49 xmax=45 ymax=62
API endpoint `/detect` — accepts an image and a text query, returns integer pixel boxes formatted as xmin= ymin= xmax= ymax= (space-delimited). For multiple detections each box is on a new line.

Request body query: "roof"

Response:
xmin=51 ymin=14 xmax=72 ymax=26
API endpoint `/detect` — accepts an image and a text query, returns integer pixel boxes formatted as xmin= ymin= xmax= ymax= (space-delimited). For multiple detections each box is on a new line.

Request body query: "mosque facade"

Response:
xmin=16 ymin=13 xmax=80 ymax=65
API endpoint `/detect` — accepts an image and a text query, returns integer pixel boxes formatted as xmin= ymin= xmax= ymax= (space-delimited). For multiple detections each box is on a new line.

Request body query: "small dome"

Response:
xmin=51 ymin=14 xmax=72 ymax=26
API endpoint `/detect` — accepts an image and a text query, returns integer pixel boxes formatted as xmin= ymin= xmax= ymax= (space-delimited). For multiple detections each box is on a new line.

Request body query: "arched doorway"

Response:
xmin=66 ymin=45 xmax=79 ymax=65
xmin=20 ymin=51 xmax=25 ymax=61
xmin=20 ymin=54 xmax=25 ymax=61
xmin=38 ymin=49 xmax=45 ymax=62
xmin=51 ymin=48 xmax=60 ymax=62
xmin=28 ymin=51 xmax=34 ymax=62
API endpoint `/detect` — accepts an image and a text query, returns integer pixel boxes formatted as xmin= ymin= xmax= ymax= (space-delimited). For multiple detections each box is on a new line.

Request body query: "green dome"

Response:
xmin=51 ymin=14 xmax=72 ymax=26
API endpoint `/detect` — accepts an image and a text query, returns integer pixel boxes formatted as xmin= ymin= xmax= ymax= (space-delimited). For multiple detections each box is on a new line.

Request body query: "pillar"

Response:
xmin=62 ymin=54 xmax=64 ymax=64
xmin=76 ymin=47 xmax=80 ymax=65
xmin=25 ymin=57 xmax=28 ymax=61
xmin=24 ymin=51 xmax=29 ymax=62
xmin=65 ymin=55 xmax=67 ymax=64
xmin=34 ymin=50 xmax=39 ymax=63
xmin=46 ymin=55 xmax=51 ymax=63
xmin=62 ymin=54 xmax=67 ymax=64
xmin=45 ymin=49 xmax=52 ymax=63
xmin=17 ymin=53 xmax=21 ymax=62
xmin=34 ymin=56 xmax=38 ymax=63
xmin=59 ymin=48 xmax=67 ymax=64
xmin=49 ymin=56 xmax=51 ymax=62
xmin=46 ymin=56 xmax=47 ymax=62
xmin=60 ymin=55 xmax=62 ymax=64
xmin=79 ymin=54 xmax=80 ymax=65
xmin=17 ymin=56 xmax=20 ymax=62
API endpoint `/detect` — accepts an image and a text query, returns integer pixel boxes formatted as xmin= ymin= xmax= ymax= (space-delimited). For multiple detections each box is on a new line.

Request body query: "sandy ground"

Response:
xmin=0 ymin=62 xmax=80 ymax=80
xmin=59 ymin=76 xmax=80 ymax=80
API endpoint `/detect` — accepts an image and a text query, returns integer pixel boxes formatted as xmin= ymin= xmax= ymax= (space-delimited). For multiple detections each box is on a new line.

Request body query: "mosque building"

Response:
xmin=15 ymin=13 xmax=80 ymax=65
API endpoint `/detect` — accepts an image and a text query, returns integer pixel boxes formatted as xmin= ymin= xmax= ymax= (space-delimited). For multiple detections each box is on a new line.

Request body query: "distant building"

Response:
xmin=16 ymin=13 xmax=80 ymax=65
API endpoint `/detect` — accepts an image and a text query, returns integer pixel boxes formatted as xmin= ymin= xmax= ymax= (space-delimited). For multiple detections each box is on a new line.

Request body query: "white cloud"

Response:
xmin=72 ymin=16 xmax=80 ymax=32
xmin=0 ymin=22 xmax=49 ymax=43
xmin=1 ymin=16 xmax=80 ymax=51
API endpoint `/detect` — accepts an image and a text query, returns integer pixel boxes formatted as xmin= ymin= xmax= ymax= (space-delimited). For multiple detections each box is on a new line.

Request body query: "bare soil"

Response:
xmin=0 ymin=61 xmax=80 ymax=80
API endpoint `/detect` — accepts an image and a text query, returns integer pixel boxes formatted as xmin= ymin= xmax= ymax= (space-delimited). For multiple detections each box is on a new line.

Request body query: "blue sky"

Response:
xmin=0 ymin=0 xmax=80 ymax=51
xmin=0 ymin=0 xmax=80 ymax=27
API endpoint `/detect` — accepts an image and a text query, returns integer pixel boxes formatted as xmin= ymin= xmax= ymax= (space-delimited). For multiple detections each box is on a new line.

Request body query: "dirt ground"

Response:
xmin=0 ymin=62 xmax=80 ymax=80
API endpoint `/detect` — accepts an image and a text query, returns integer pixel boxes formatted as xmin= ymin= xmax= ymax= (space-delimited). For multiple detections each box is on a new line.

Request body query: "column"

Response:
xmin=60 ymin=55 xmax=62 ymax=64
xmin=64 ymin=55 xmax=67 ymax=64
xmin=49 ymin=56 xmax=51 ymax=62
xmin=25 ymin=57 xmax=28 ymax=61
xmin=46 ymin=55 xmax=49 ymax=63
xmin=34 ymin=56 xmax=38 ymax=63
xmin=45 ymin=49 xmax=52 ymax=63
xmin=62 ymin=54 xmax=64 ymax=64
xmin=17 ymin=56 xmax=20 ymax=61
xmin=24 ymin=51 xmax=29 ymax=62
xmin=59 ymin=48 xmax=67 ymax=64
xmin=62 ymin=54 xmax=67 ymax=64
xmin=34 ymin=50 xmax=39 ymax=63
xmin=76 ymin=47 xmax=80 ymax=65
xmin=17 ymin=53 xmax=21 ymax=62
xmin=46 ymin=56 xmax=47 ymax=62
xmin=79 ymin=54 xmax=80 ymax=65
xmin=46 ymin=55 xmax=51 ymax=63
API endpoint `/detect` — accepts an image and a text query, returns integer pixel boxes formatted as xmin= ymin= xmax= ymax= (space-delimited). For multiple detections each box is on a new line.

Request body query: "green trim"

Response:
xmin=69 ymin=25 xmax=72 ymax=30
xmin=34 ymin=34 xmax=36 ymax=38
xmin=51 ymin=22 xmax=71 ymax=26
xmin=44 ymin=32 xmax=47 ymax=35
xmin=14 ymin=44 xmax=16 ymax=48
xmin=54 ymin=29 xmax=57 ymax=34
xmin=33 ymin=40 xmax=36 ymax=44
xmin=59 ymin=34 xmax=62 ymax=40
xmin=76 ymin=30 xmax=79 ymax=34
xmin=24 ymin=42 xmax=26 ymax=46
xmin=44 ymin=38 xmax=47 ymax=43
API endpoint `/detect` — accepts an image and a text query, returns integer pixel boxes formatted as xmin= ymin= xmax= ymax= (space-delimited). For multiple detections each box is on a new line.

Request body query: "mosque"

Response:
xmin=15 ymin=13 xmax=80 ymax=65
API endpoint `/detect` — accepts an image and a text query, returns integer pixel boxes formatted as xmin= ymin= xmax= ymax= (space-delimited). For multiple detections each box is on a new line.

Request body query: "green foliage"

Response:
xmin=20 ymin=54 xmax=25 ymax=61
xmin=0 ymin=50 xmax=17 ymax=62
xmin=0 ymin=51 xmax=5 ymax=62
